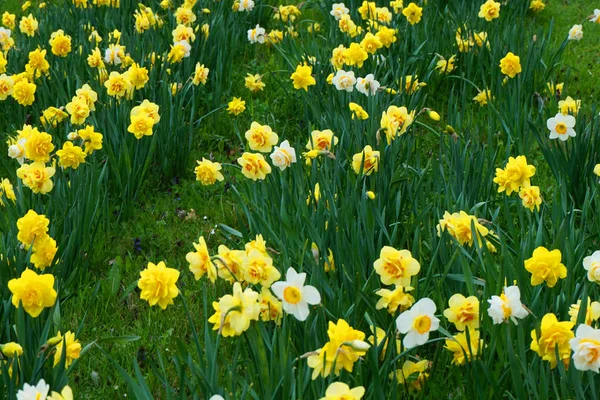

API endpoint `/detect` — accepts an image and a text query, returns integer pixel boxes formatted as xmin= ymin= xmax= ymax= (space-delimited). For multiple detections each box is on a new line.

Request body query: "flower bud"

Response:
xmin=366 ymin=191 xmax=376 ymax=200
xmin=1 ymin=342 xmax=23 ymax=357
xmin=428 ymin=110 xmax=441 ymax=121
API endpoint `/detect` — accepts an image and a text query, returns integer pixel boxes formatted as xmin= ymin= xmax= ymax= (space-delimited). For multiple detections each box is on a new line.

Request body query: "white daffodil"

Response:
xmin=332 ymin=70 xmax=356 ymax=92
xmin=247 ymin=25 xmax=266 ymax=44
xmin=487 ymin=285 xmax=528 ymax=324
xmin=17 ymin=379 xmax=50 ymax=400
xmin=271 ymin=267 xmax=321 ymax=321
xmin=583 ymin=251 xmax=600 ymax=284
xmin=270 ymin=140 xmax=297 ymax=170
xmin=356 ymin=74 xmax=380 ymax=96
xmin=396 ymin=297 xmax=440 ymax=349
xmin=568 ymin=24 xmax=583 ymax=41
xmin=570 ymin=324 xmax=600 ymax=372
xmin=547 ymin=112 xmax=576 ymax=141
xmin=238 ymin=0 xmax=255 ymax=12
xmin=330 ymin=3 xmax=349 ymax=20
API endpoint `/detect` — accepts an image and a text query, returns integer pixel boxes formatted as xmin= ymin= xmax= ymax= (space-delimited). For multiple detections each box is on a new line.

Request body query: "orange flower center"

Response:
xmin=555 ymin=122 xmax=567 ymax=135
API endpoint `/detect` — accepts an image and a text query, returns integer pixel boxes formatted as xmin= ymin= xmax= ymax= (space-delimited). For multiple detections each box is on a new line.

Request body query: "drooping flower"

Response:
xmin=352 ymin=145 xmax=380 ymax=175
xmin=349 ymin=102 xmax=369 ymax=120
xmin=52 ymin=331 xmax=81 ymax=368
xmin=208 ymin=282 xmax=260 ymax=336
xmin=271 ymin=267 xmax=321 ymax=321
xmin=186 ymin=236 xmax=217 ymax=282
xmin=389 ymin=360 xmax=430 ymax=390
xmin=375 ymin=285 xmax=415 ymax=314
xmin=444 ymin=328 xmax=484 ymax=365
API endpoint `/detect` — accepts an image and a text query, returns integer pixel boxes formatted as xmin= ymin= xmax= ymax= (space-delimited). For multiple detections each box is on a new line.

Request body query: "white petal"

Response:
xmin=271 ymin=282 xmax=287 ymax=299
xmin=396 ymin=310 xmax=414 ymax=334
xmin=292 ymin=302 xmax=310 ymax=321
xmin=302 ymin=285 xmax=321 ymax=305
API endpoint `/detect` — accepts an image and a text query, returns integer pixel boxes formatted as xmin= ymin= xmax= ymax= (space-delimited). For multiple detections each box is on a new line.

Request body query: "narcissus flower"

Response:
xmin=444 ymin=328 xmax=484 ymax=365
xmin=242 ymin=249 xmax=280 ymax=287
xmin=208 ymin=282 xmax=260 ymax=336
xmin=237 ymin=152 xmax=272 ymax=180
xmin=48 ymin=386 xmax=73 ymax=400
xmin=558 ymin=96 xmax=581 ymax=115
xmin=0 ymin=178 xmax=16 ymax=206
xmin=319 ymin=382 xmax=365 ymax=400
xmin=436 ymin=211 xmax=492 ymax=248
xmin=380 ymin=105 xmax=414 ymax=143
xmin=78 ymin=125 xmax=103 ymax=154
xmin=138 ymin=261 xmax=180 ymax=310
xmin=487 ymin=285 xmax=528 ymax=324
xmin=402 ymin=2 xmax=422 ymax=25
xmin=52 ymin=331 xmax=81 ymax=368
xmin=473 ymin=89 xmax=492 ymax=107
xmin=360 ymin=32 xmax=382 ymax=54
xmin=570 ymin=324 xmax=600 ymax=372
xmin=290 ymin=64 xmax=316 ymax=91
xmin=65 ymin=96 xmax=90 ymax=125
xmin=343 ymin=43 xmax=368 ymax=68
xmin=227 ymin=97 xmax=246 ymax=115
xmin=245 ymin=73 xmax=265 ymax=92
xmin=192 ymin=63 xmax=209 ymax=85
xmin=194 ymin=158 xmax=224 ymax=185
xmin=584 ymin=251 xmax=600 ymax=284
xmin=306 ymin=129 xmax=338 ymax=151
xmin=49 ymin=30 xmax=72 ymax=57
xmin=104 ymin=71 xmax=132 ymax=98
xmin=590 ymin=9 xmax=600 ymax=23
xmin=478 ymin=0 xmax=500 ymax=22
xmin=390 ymin=360 xmax=430 ymax=390
xmin=568 ymin=24 xmax=583 ymax=41
xmin=349 ymin=102 xmax=368 ymax=119
xmin=435 ymin=55 xmax=456 ymax=74
xmin=24 ymin=129 xmax=54 ymax=162
xmin=258 ymin=287 xmax=282 ymax=324
xmin=12 ymin=79 xmax=36 ymax=106
xmin=17 ymin=380 xmax=49 ymax=400
xmin=355 ymin=74 xmax=380 ymax=96
xmin=547 ymin=113 xmax=576 ymax=141
xmin=16 ymin=162 xmax=55 ymax=194
xmin=271 ymin=267 xmax=321 ymax=321
xmin=396 ymin=298 xmax=440 ymax=349
xmin=531 ymin=313 xmax=574 ymax=368
xmin=19 ymin=14 xmax=38 ymax=37
xmin=519 ymin=185 xmax=542 ymax=211
xmin=569 ymin=299 xmax=600 ymax=325
xmin=307 ymin=319 xmax=369 ymax=379
xmin=493 ymin=156 xmax=536 ymax=195
xmin=17 ymin=210 xmax=49 ymax=248
xmin=375 ymin=285 xmax=415 ymax=314
xmin=529 ymin=0 xmax=545 ymax=12
xmin=443 ymin=294 xmax=480 ymax=331
xmin=1 ymin=342 xmax=23 ymax=357
xmin=332 ymin=69 xmax=356 ymax=92
xmin=245 ymin=122 xmax=279 ymax=153
xmin=186 ymin=236 xmax=217 ymax=282
xmin=30 ymin=234 xmax=58 ymax=270
xmin=40 ymin=107 xmax=68 ymax=128
xmin=8 ymin=269 xmax=57 ymax=317
xmin=56 ymin=142 xmax=86 ymax=170
xmin=330 ymin=3 xmax=349 ymax=20
xmin=524 ymin=246 xmax=567 ymax=288
xmin=0 ymin=74 xmax=14 ymax=100
xmin=167 ymin=40 xmax=191 ymax=63
xmin=270 ymin=140 xmax=297 ymax=170
xmin=374 ymin=247 xmax=420 ymax=287
xmin=499 ymin=52 xmax=522 ymax=78
xmin=247 ymin=24 xmax=266 ymax=44
xmin=352 ymin=145 xmax=379 ymax=175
